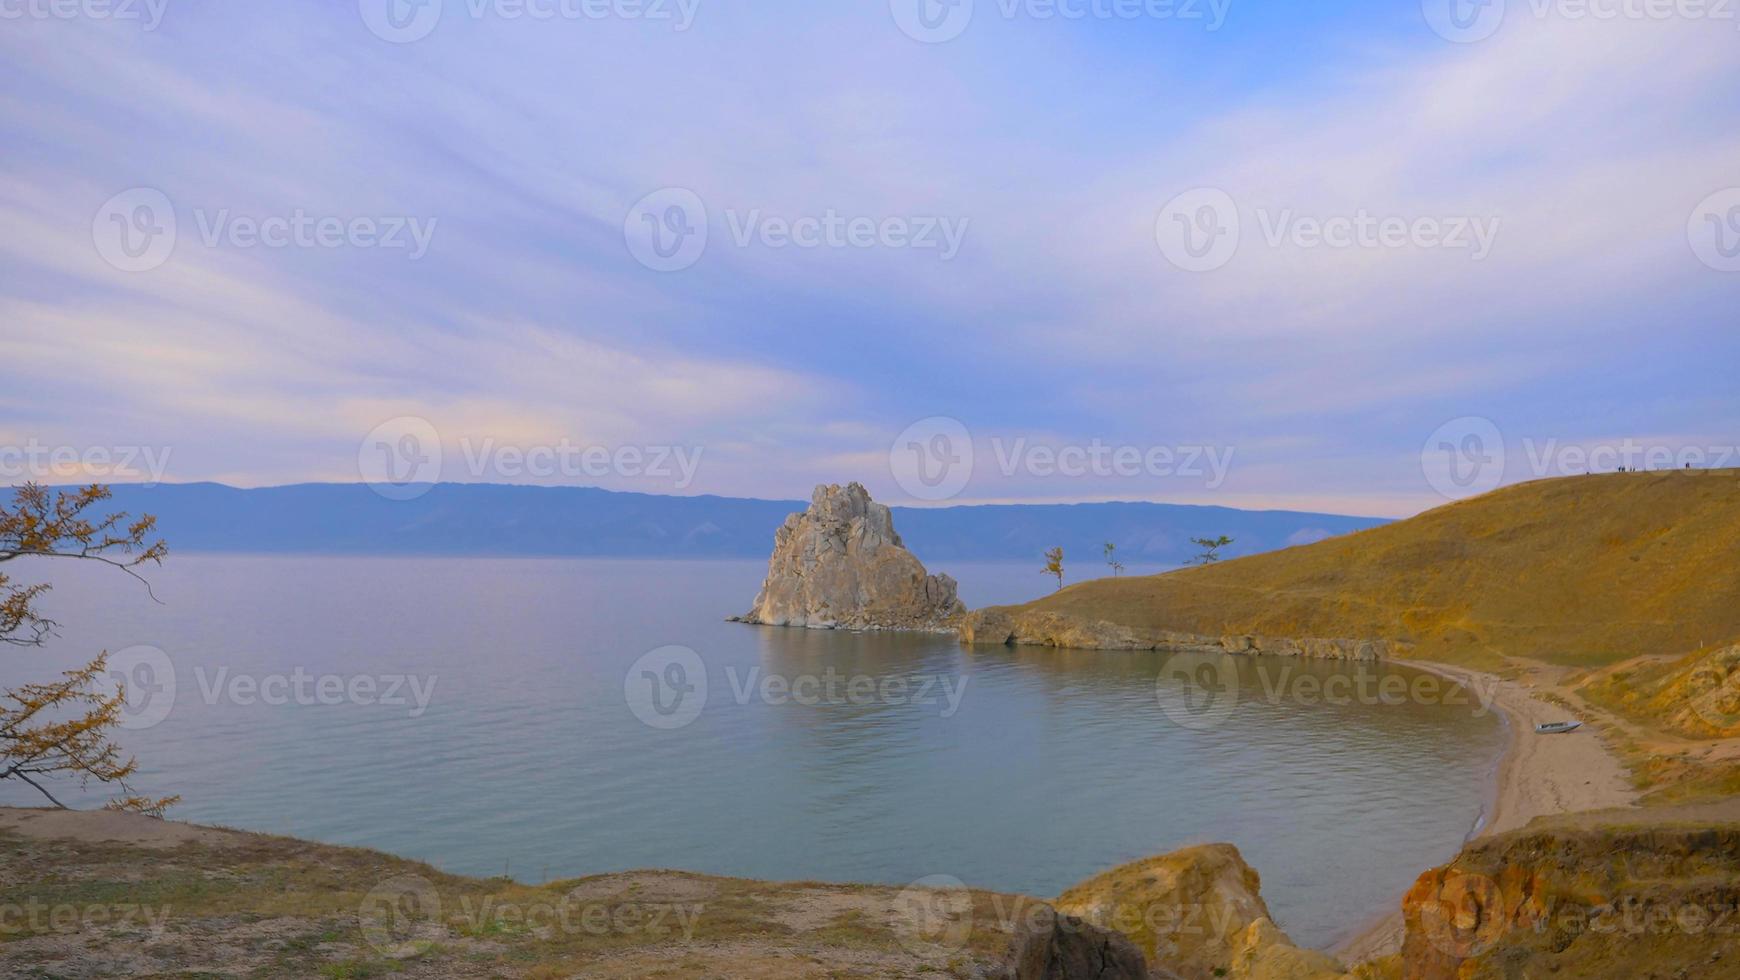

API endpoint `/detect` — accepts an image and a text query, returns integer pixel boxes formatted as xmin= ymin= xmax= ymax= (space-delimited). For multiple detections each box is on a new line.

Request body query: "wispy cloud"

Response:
xmin=1 ymin=6 xmax=1734 ymax=513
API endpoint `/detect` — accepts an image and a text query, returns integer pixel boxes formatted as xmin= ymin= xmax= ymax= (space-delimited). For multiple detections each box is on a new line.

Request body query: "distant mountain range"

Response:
xmin=85 ymin=483 xmax=1388 ymax=564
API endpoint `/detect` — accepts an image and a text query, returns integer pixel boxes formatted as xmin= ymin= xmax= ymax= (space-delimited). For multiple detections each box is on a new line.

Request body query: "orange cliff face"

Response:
xmin=1397 ymin=804 xmax=1740 ymax=979
xmin=1400 ymin=864 xmax=1553 ymax=979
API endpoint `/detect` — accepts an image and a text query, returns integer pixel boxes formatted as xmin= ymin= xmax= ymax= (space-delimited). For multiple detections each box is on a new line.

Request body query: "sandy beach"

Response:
xmin=1331 ymin=658 xmax=1638 ymax=964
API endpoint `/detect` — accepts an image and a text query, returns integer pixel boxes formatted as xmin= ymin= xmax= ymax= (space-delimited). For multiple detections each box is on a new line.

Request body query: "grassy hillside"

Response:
xmin=1581 ymin=643 xmax=1740 ymax=739
xmin=0 ymin=808 xmax=1026 ymax=979
xmin=997 ymin=470 xmax=1740 ymax=669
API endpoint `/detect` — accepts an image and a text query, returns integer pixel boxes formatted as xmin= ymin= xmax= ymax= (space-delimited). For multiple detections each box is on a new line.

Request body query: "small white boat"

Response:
xmin=1535 ymin=720 xmax=1583 ymax=734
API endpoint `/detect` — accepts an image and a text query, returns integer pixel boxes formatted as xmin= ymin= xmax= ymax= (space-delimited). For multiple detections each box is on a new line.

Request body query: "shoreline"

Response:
xmin=1329 ymin=657 xmax=1638 ymax=964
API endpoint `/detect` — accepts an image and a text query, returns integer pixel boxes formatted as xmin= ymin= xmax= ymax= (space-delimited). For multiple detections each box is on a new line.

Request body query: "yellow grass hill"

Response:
xmin=965 ymin=469 xmax=1740 ymax=672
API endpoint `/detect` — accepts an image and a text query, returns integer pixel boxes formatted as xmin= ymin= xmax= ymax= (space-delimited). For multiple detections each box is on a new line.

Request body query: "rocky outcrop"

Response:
xmin=1230 ymin=919 xmax=1357 ymax=980
xmin=1002 ymin=906 xmax=1149 ymax=980
xmin=961 ymin=608 xmax=1390 ymax=661
xmin=737 ymin=482 xmax=965 ymax=631
xmin=1054 ymin=843 xmax=1346 ymax=980
xmin=1398 ymin=805 xmax=1740 ymax=979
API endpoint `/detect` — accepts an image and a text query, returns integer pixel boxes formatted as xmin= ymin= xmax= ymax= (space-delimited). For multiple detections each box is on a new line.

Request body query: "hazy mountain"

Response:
xmin=88 ymin=482 xmax=1388 ymax=564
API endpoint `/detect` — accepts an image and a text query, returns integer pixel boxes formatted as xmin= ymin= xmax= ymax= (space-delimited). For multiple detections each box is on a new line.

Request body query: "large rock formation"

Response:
xmin=1054 ymin=843 xmax=1346 ymax=980
xmin=738 ymin=483 xmax=965 ymax=631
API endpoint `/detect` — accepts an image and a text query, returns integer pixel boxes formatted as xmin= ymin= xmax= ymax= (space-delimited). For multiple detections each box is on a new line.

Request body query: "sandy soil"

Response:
xmin=0 ymin=805 xmax=241 ymax=849
xmin=1331 ymin=659 xmax=1639 ymax=964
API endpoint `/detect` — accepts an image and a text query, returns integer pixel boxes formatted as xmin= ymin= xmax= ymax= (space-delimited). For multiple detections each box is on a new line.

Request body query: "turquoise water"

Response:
xmin=0 ymin=555 xmax=1505 ymax=949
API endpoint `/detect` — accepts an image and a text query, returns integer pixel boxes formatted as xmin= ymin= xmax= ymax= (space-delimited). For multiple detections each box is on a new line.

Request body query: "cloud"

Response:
xmin=0 ymin=8 xmax=1735 ymax=514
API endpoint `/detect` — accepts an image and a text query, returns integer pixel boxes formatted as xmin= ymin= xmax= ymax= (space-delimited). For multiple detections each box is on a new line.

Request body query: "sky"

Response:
xmin=2 ymin=0 xmax=1737 ymax=517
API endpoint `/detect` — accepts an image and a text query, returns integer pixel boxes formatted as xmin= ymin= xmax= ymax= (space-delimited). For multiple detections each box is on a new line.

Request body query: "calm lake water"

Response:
xmin=0 ymin=555 xmax=1506 ymax=949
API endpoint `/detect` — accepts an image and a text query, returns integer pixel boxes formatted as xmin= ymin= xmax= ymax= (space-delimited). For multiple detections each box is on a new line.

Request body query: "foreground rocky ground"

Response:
xmin=6 ymin=798 xmax=1740 ymax=979
xmin=0 ymin=807 xmax=1135 ymax=979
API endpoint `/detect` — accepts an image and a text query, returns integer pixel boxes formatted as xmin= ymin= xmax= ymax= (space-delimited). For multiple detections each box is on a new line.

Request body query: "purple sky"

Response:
xmin=3 ymin=1 xmax=1737 ymax=517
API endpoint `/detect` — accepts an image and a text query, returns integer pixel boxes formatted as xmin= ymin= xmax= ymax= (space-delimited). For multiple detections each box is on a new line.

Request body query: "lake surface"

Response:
xmin=0 ymin=555 xmax=1506 ymax=949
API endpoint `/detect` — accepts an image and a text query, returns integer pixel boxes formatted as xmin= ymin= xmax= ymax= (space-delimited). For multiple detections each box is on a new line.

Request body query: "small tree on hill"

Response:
xmin=1 ymin=484 xmax=176 ymax=815
xmin=1103 ymin=541 xmax=1124 ymax=577
xmin=1189 ymin=535 xmax=1233 ymax=565
xmin=1041 ymin=546 xmax=1065 ymax=591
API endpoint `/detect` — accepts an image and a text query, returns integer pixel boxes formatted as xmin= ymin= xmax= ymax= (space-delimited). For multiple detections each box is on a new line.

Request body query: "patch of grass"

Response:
xmin=803 ymin=908 xmax=892 ymax=950
xmin=318 ymin=958 xmax=404 ymax=979
xmin=1639 ymin=759 xmax=1740 ymax=806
